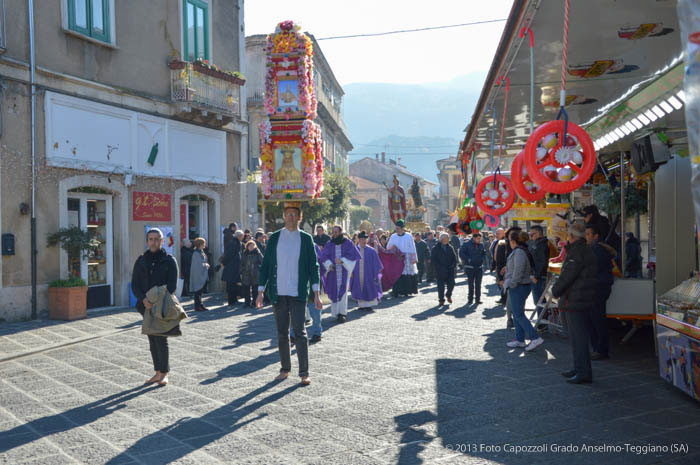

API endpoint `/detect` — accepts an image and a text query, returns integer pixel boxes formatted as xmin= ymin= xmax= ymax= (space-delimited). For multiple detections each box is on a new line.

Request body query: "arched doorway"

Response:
xmin=59 ymin=175 xmax=129 ymax=308
xmin=174 ymin=186 xmax=221 ymax=291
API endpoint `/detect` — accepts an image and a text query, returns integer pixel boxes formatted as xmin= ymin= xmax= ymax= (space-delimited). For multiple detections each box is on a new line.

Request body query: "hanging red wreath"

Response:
xmin=523 ymin=120 xmax=596 ymax=194
xmin=511 ymin=150 xmax=546 ymax=202
xmin=475 ymin=171 xmax=515 ymax=216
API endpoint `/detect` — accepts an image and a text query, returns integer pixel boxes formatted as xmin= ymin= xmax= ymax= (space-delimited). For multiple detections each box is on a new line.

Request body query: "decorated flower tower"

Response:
xmin=259 ymin=21 xmax=324 ymax=207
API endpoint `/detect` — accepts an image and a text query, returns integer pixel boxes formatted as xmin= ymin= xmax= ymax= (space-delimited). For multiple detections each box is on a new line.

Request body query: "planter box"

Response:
xmin=49 ymin=286 xmax=88 ymax=320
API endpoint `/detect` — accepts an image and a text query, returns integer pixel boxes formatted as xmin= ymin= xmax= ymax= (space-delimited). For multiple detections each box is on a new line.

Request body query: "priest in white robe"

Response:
xmin=387 ymin=219 xmax=418 ymax=297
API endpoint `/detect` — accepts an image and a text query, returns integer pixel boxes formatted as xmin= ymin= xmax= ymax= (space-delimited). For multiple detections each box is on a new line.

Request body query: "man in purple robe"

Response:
xmin=319 ymin=225 xmax=361 ymax=322
xmin=350 ymin=231 xmax=383 ymax=311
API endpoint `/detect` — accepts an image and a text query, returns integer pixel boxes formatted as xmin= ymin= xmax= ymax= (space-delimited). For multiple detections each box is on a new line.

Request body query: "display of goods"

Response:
xmin=475 ymin=174 xmax=515 ymax=216
xmin=511 ymin=150 xmax=546 ymax=202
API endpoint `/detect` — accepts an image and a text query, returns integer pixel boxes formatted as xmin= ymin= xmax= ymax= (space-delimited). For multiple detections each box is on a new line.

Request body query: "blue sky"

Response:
xmin=245 ymin=0 xmax=513 ymax=85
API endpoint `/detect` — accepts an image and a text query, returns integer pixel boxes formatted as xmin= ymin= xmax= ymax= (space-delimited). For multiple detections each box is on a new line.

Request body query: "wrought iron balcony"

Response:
xmin=170 ymin=59 xmax=244 ymax=126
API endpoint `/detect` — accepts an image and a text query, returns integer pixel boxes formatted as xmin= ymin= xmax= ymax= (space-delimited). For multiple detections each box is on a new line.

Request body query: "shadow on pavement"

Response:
xmin=105 ymin=380 xmax=300 ymax=464
xmin=0 ymin=384 xmax=157 ymax=455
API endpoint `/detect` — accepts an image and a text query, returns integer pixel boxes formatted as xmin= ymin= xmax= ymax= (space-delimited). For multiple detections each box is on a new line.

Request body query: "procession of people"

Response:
xmin=133 ymin=198 xmax=620 ymax=388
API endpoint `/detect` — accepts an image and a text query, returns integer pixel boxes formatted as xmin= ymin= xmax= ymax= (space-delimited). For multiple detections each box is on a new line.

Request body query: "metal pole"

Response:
xmin=489 ymin=107 xmax=496 ymax=172
xmin=28 ymin=0 xmax=37 ymax=319
xmin=620 ymin=152 xmax=626 ymax=278
xmin=529 ymin=44 xmax=534 ymax=134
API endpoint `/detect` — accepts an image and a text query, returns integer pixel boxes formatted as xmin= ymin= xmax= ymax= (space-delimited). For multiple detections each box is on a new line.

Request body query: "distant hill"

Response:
xmin=343 ymin=72 xmax=486 ymax=182
xmin=349 ymin=135 xmax=460 ymax=183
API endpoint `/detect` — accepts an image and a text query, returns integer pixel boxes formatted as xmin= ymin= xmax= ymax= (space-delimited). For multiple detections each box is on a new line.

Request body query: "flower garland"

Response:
xmin=263 ymin=21 xmax=317 ymax=118
xmin=258 ymin=121 xmax=273 ymax=197
xmin=301 ymin=120 xmax=323 ymax=197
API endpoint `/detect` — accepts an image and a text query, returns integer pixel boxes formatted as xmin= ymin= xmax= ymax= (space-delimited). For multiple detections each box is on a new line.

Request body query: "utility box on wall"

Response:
xmin=2 ymin=233 xmax=15 ymax=255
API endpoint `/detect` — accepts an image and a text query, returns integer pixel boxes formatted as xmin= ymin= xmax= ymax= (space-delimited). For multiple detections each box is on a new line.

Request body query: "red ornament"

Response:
xmin=475 ymin=174 xmax=515 ymax=216
xmin=524 ymin=120 xmax=596 ymax=194
xmin=511 ymin=151 xmax=546 ymax=202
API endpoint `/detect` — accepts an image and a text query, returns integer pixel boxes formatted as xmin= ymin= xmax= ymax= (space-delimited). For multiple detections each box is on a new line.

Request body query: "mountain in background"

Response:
xmin=343 ymin=72 xmax=487 ymax=182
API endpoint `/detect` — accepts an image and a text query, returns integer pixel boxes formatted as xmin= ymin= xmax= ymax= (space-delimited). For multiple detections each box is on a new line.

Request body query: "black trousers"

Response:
xmin=148 ymin=335 xmax=169 ymax=373
xmin=226 ymin=281 xmax=240 ymax=305
xmin=273 ymin=296 xmax=309 ymax=377
xmin=588 ymin=288 xmax=611 ymax=356
xmin=417 ymin=263 xmax=425 ymax=283
xmin=242 ymin=285 xmax=258 ymax=305
xmin=425 ymin=259 xmax=435 ymax=282
xmin=194 ymin=289 xmax=203 ymax=307
xmin=436 ymin=275 xmax=455 ymax=302
xmin=465 ymin=267 xmax=483 ymax=301
xmin=565 ymin=310 xmax=593 ymax=380
xmin=181 ymin=275 xmax=190 ymax=296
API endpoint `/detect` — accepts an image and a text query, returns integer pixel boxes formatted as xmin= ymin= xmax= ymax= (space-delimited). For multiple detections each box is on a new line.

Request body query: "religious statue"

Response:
xmin=275 ymin=145 xmax=303 ymax=185
xmin=409 ymin=177 xmax=423 ymax=209
xmin=383 ymin=175 xmax=407 ymax=224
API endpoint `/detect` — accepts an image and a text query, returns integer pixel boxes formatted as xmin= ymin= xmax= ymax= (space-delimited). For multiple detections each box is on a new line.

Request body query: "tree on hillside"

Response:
xmin=349 ymin=206 xmax=372 ymax=231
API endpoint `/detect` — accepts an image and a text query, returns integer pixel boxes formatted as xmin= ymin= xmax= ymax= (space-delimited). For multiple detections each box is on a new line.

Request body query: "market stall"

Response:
xmin=459 ymin=0 xmax=698 ymax=398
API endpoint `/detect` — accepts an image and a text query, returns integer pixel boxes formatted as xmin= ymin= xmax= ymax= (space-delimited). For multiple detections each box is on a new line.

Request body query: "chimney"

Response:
xmin=381 ymin=152 xmax=386 ymax=164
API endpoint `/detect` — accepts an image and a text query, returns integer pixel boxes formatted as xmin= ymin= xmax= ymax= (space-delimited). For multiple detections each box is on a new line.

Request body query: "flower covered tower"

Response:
xmin=259 ymin=21 xmax=324 ymax=200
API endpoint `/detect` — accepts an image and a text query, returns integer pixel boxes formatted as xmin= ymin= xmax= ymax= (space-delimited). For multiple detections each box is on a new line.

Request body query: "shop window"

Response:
xmin=183 ymin=0 xmax=209 ymax=62
xmin=67 ymin=0 xmax=110 ymax=43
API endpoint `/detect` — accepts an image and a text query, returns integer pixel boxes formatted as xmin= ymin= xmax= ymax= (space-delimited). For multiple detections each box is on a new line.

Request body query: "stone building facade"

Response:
xmin=0 ymin=1 xmax=248 ymax=321
xmin=350 ymin=156 xmax=439 ymax=229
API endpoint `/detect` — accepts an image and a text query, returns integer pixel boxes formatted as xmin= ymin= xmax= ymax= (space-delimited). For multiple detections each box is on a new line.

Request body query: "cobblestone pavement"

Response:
xmin=2 ymin=272 xmax=700 ymax=464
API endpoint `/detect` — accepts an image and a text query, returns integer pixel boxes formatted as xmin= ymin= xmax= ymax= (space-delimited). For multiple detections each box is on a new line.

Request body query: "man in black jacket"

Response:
xmin=431 ymin=232 xmax=457 ymax=306
xmin=459 ymin=232 xmax=486 ymax=305
xmin=586 ymin=225 xmax=616 ymax=361
xmin=425 ymin=231 xmax=437 ymax=283
xmin=529 ymin=226 xmax=550 ymax=318
xmin=221 ymin=230 xmax=243 ymax=306
xmin=583 ymin=205 xmax=621 ymax=265
xmin=180 ymin=239 xmax=193 ymax=297
xmin=552 ymin=222 xmax=598 ymax=384
xmin=223 ymin=222 xmax=238 ymax=255
xmin=624 ymin=232 xmax=643 ymax=278
xmin=313 ymin=225 xmax=331 ymax=248
xmin=132 ymin=228 xmax=179 ymax=386
xmin=413 ymin=232 xmax=429 ymax=284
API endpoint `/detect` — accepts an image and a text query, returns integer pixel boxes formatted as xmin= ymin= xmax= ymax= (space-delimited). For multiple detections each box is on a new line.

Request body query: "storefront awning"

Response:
xmin=462 ymin=0 xmax=684 ymax=163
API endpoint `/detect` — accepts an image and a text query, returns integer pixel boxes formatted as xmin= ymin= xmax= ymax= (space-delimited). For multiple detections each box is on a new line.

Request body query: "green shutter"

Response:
xmin=183 ymin=0 xmax=209 ymax=61
xmin=68 ymin=0 xmax=110 ymax=43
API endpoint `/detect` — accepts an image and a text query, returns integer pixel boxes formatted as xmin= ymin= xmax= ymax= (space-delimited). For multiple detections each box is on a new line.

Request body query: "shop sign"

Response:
xmin=133 ymin=192 xmax=172 ymax=222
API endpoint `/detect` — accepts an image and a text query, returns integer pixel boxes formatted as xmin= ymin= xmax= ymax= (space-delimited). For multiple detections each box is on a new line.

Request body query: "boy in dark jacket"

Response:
xmin=132 ymin=228 xmax=179 ymax=386
xmin=552 ymin=223 xmax=598 ymax=384
xmin=459 ymin=233 xmax=487 ymax=305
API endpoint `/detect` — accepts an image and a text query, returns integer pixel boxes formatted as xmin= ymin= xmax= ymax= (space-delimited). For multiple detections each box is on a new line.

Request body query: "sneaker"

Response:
xmin=525 ymin=337 xmax=544 ymax=352
xmin=506 ymin=340 xmax=527 ymax=348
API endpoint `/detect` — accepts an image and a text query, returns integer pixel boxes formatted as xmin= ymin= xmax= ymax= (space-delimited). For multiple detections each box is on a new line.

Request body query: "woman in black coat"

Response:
xmin=131 ymin=228 xmax=178 ymax=386
xmin=221 ymin=230 xmax=242 ymax=306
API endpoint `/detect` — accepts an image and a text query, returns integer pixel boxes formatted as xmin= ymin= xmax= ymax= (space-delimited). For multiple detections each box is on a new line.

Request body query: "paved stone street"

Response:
xmin=2 ymin=272 xmax=700 ymax=464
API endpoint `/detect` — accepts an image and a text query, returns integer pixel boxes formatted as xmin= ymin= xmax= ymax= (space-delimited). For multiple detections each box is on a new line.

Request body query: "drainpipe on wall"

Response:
xmin=28 ymin=0 xmax=37 ymax=319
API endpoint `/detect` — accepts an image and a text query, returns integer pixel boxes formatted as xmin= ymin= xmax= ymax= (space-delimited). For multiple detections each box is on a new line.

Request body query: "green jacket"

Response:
xmin=258 ymin=228 xmax=320 ymax=304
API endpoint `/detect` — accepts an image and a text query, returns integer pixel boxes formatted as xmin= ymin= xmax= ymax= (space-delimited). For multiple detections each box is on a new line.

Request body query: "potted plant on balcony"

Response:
xmin=46 ymin=227 xmax=98 ymax=320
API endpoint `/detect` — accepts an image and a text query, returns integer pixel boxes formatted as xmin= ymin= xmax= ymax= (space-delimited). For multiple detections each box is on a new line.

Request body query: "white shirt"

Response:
xmin=259 ymin=228 xmax=319 ymax=296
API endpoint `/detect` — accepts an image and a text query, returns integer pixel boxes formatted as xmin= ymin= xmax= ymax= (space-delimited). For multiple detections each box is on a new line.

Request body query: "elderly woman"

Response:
xmin=222 ymin=230 xmax=243 ymax=307
xmin=430 ymin=232 xmax=457 ymax=306
xmin=504 ymin=230 xmax=544 ymax=351
xmin=190 ymin=237 xmax=210 ymax=312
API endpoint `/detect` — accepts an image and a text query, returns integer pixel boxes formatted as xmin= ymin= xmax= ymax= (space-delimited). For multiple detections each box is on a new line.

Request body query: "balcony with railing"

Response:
xmin=169 ymin=59 xmax=245 ymax=126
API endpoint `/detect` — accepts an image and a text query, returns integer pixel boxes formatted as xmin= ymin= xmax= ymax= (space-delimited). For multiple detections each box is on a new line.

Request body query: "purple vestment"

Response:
xmin=350 ymin=245 xmax=383 ymax=302
xmin=319 ymin=239 xmax=361 ymax=303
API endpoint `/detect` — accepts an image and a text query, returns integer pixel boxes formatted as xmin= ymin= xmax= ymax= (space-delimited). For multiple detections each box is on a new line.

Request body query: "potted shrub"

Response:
xmin=46 ymin=227 xmax=98 ymax=320
xmin=48 ymin=276 xmax=88 ymax=320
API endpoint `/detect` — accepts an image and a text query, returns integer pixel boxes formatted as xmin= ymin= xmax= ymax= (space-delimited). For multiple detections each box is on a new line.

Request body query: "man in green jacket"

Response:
xmin=256 ymin=203 xmax=322 ymax=386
